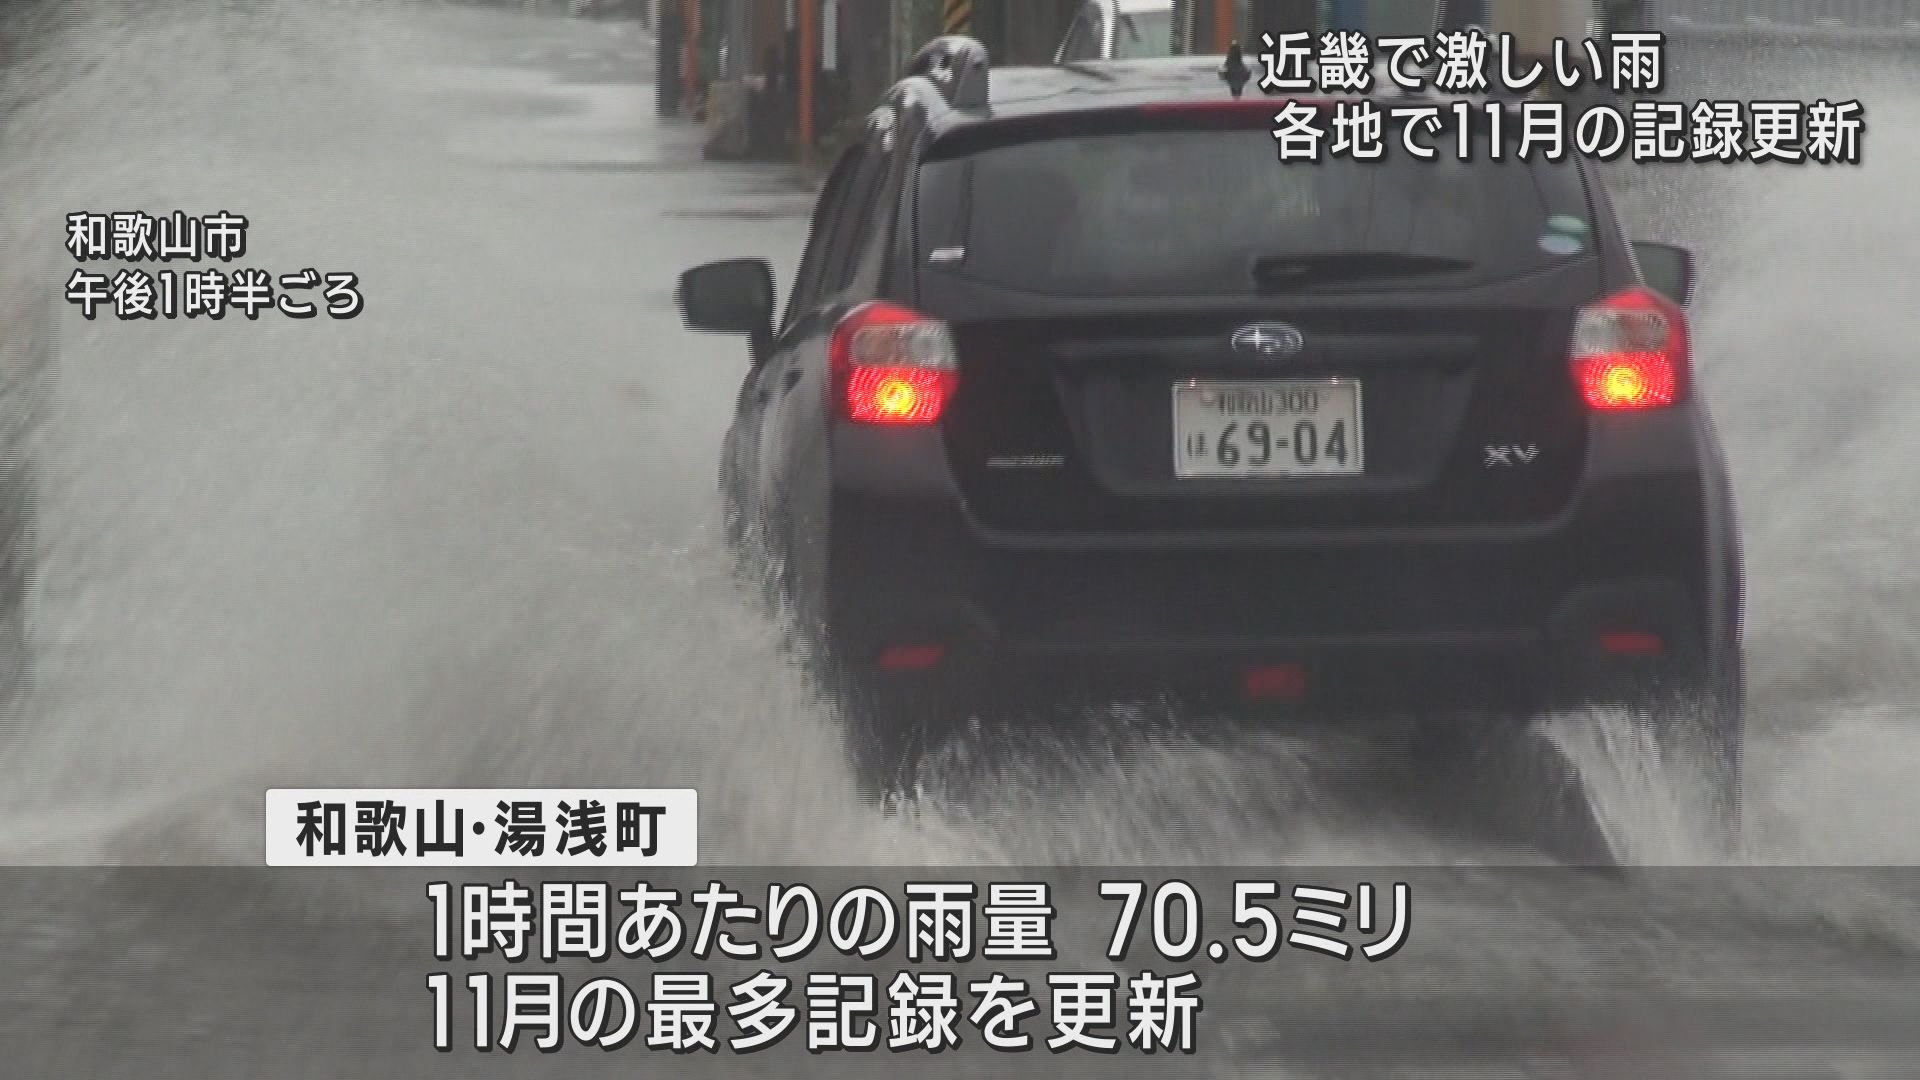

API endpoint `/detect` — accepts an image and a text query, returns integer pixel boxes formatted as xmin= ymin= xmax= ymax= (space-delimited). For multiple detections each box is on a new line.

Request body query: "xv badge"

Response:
xmin=1483 ymin=445 xmax=1541 ymax=467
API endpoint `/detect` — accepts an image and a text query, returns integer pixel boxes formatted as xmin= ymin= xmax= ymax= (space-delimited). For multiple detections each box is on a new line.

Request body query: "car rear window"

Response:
xmin=916 ymin=122 xmax=1594 ymax=298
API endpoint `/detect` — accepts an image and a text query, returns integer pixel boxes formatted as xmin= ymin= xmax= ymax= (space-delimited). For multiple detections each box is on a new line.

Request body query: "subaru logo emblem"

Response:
xmin=1231 ymin=322 xmax=1305 ymax=359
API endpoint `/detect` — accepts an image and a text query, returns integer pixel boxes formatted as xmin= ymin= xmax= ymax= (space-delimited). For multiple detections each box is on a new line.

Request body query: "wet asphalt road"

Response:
xmin=0 ymin=4 xmax=1919 ymax=1078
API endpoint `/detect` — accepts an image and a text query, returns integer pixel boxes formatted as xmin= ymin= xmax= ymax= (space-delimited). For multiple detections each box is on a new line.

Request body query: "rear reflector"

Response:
xmin=1242 ymin=663 xmax=1308 ymax=700
xmin=1597 ymin=630 xmax=1665 ymax=657
xmin=1570 ymin=286 xmax=1689 ymax=411
xmin=877 ymin=644 xmax=947 ymax=671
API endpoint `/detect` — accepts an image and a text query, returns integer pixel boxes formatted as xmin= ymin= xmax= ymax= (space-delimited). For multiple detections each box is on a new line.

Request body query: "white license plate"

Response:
xmin=1172 ymin=379 xmax=1364 ymax=479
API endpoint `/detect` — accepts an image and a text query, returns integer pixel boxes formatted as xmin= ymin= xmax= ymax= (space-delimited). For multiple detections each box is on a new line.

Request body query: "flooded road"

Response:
xmin=0 ymin=3 xmax=1916 ymax=1075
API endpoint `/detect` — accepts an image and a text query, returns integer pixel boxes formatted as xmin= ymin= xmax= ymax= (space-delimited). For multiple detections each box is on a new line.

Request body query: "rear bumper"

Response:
xmin=822 ymin=470 xmax=1719 ymax=707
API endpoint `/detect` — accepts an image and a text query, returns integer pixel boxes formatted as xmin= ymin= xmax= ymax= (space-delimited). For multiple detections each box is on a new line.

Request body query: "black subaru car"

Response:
xmin=677 ymin=39 xmax=1743 ymax=827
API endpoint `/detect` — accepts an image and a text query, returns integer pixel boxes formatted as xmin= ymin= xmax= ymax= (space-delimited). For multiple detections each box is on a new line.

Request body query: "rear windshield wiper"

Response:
xmin=1250 ymin=252 xmax=1473 ymax=291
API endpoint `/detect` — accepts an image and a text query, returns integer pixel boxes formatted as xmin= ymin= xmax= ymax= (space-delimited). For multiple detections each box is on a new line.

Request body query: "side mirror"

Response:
xmin=1632 ymin=241 xmax=1696 ymax=308
xmin=676 ymin=258 xmax=775 ymax=341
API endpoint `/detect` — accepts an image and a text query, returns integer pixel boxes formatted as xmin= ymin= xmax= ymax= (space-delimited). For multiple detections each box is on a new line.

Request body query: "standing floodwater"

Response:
xmin=0 ymin=0 xmax=958 ymax=866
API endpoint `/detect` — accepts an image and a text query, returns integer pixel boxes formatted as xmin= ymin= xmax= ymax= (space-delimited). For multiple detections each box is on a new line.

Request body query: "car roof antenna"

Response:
xmin=1220 ymin=42 xmax=1251 ymax=99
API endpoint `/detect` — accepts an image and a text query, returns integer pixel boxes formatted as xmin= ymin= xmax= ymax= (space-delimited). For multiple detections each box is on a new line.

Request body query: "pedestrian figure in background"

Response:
xmin=747 ymin=44 xmax=789 ymax=160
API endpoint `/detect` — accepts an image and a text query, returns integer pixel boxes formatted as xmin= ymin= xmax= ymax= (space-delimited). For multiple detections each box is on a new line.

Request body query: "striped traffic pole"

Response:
xmin=942 ymin=0 xmax=971 ymax=36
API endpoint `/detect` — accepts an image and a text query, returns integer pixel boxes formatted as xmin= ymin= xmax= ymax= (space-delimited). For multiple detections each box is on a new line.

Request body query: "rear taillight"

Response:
xmin=877 ymin=643 xmax=947 ymax=671
xmin=1598 ymin=630 xmax=1665 ymax=657
xmin=1569 ymin=286 xmax=1689 ymax=412
xmin=1242 ymin=662 xmax=1309 ymax=701
xmin=829 ymin=301 xmax=958 ymax=425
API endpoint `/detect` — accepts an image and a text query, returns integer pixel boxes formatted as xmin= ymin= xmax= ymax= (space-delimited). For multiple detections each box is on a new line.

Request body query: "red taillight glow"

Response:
xmin=1576 ymin=353 xmax=1676 ymax=410
xmin=846 ymin=366 xmax=953 ymax=424
xmin=1242 ymin=663 xmax=1308 ymax=700
xmin=1598 ymin=630 xmax=1665 ymax=657
xmin=829 ymin=301 xmax=958 ymax=426
xmin=1570 ymin=287 xmax=1688 ymax=411
xmin=878 ymin=644 xmax=947 ymax=670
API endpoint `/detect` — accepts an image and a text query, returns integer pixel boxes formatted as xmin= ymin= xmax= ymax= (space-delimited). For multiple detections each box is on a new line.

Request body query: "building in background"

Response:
xmin=679 ymin=0 xmax=1081 ymax=161
xmin=666 ymin=0 xmax=1920 ymax=167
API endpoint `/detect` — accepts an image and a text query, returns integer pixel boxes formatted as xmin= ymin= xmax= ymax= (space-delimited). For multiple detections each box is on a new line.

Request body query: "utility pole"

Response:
xmin=683 ymin=0 xmax=700 ymax=111
xmin=798 ymin=0 xmax=816 ymax=166
xmin=1212 ymin=0 xmax=1234 ymax=50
